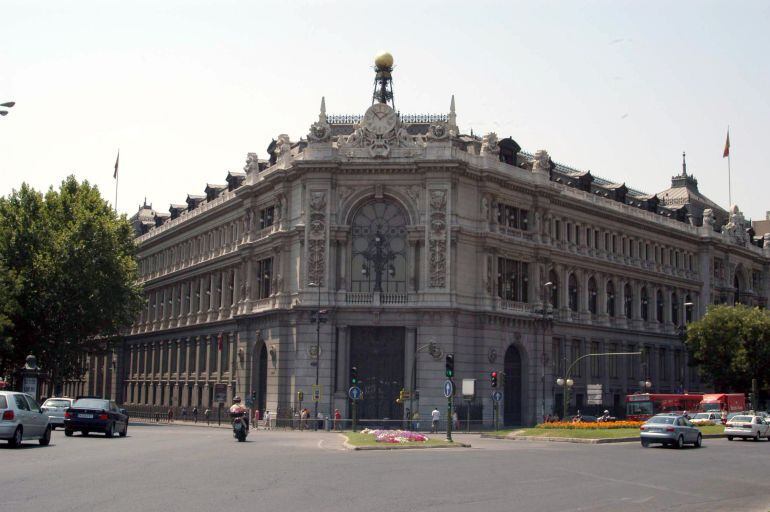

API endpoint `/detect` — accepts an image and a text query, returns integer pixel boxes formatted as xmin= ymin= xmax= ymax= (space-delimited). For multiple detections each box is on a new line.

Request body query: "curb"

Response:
xmin=482 ymin=433 xmax=726 ymax=444
xmin=342 ymin=440 xmax=472 ymax=450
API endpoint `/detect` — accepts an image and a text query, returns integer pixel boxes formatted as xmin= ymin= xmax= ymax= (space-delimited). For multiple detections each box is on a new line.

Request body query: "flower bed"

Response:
xmin=360 ymin=428 xmax=429 ymax=443
xmin=536 ymin=421 xmax=643 ymax=430
xmin=690 ymin=420 xmax=716 ymax=426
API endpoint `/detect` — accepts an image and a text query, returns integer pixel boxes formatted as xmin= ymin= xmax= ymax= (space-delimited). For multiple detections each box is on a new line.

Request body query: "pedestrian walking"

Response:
xmin=316 ymin=411 xmax=324 ymax=430
xmin=431 ymin=407 xmax=440 ymax=433
xmin=300 ymin=408 xmax=309 ymax=430
xmin=253 ymin=409 xmax=260 ymax=429
xmin=181 ymin=407 xmax=187 ymax=422
xmin=204 ymin=408 xmax=211 ymax=425
xmin=334 ymin=409 xmax=342 ymax=431
xmin=263 ymin=410 xmax=271 ymax=430
xmin=192 ymin=406 xmax=198 ymax=423
xmin=167 ymin=408 xmax=174 ymax=423
xmin=412 ymin=411 xmax=420 ymax=431
xmin=452 ymin=410 xmax=459 ymax=430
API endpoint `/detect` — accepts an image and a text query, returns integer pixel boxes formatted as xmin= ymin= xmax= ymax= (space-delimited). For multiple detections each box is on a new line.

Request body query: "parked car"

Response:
xmin=41 ymin=397 xmax=74 ymax=430
xmin=0 ymin=391 xmax=52 ymax=447
xmin=725 ymin=414 xmax=770 ymax=441
xmin=640 ymin=414 xmax=702 ymax=448
xmin=64 ymin=398 xmax=128 ymax=437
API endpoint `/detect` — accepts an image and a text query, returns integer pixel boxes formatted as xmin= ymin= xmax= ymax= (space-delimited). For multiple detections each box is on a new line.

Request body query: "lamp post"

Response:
xmin=308 ymin=282 xmax=323 ymax=429
xmin=0 ymin=101 xmax=15 ymax=116
xmin=540 ymin=281 xmax=553 ymax=422
xmin=556 ymin=351 xmax=642 ymax=419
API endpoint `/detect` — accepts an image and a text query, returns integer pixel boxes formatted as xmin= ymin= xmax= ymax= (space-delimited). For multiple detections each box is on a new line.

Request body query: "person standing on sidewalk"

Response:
xmin=204 ymin=408 xmax=211 ymax=425
xmin=192 ymin=406 xmax=198 ymax=423
xmin=181 ymin=407 xmax=187 ymax=422
xmin=334 ymin=409 xmax=342 ymax=431
xmin=167 ymin=408 xmax=174 ymax=423
xmin=431 ymin=407 xmax=440 ymax=433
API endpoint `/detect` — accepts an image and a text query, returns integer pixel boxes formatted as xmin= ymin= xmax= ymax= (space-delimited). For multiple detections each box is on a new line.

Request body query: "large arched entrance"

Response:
xmin=504 ymin=345 xmax=523 ymax=426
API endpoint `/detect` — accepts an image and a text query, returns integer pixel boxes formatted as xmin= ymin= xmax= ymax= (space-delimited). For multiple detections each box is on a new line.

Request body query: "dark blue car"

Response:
xmin=64 ymin=398 xmax=128 ymax=438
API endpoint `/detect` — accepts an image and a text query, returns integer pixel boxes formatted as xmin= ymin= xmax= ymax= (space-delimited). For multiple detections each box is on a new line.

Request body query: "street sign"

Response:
xmin=214 ymin=383 xmax=228 ymax=403
xmin=444 ymin=380 xmax=455 ymax=398
xmin=348 ymin=386 xmax=362 ymax=400
xmin=312 ymin=384 xmax=321 ymax=402
xmin=587 ymin=383 xmax=603 ymax=405
xmin=492 ymin=390 xmax=503 ymax=402
xmin=461 ymin=379 xmax=476 ymax=399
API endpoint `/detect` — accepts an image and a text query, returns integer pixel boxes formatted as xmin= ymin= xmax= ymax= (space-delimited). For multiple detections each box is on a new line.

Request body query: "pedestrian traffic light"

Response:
xmin=251 ymin=390 xmax=257 ymax=401
xmin=351 ymin=366 xmax=358 ymax=386
xmin=491 ymin=371 xmax=498 ymax=388
xmin=445 ymin=353 xmax=455 ymax=378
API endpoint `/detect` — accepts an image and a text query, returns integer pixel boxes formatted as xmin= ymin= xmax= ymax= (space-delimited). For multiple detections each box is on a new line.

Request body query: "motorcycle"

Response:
xmin=231 ymin=412 xmax=248 ymax=442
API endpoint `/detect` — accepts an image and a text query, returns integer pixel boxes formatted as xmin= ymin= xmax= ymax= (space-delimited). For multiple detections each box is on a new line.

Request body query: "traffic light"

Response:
xmin=351 ymin=366 xmax=358 ymax=386
xmin=251 ymin=390 xmax=257 ymax=401
xmin=491 ymin=371 xmax=498 ymax=388
xmin=445 ymin=353 xmax=455 ymax=378
xmin=297 ymin=390 xmax=304 ymax=402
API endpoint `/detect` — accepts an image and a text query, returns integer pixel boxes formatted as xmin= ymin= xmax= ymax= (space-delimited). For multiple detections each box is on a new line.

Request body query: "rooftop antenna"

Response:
xmin=682 ymin=151 xmax=687 ymax=176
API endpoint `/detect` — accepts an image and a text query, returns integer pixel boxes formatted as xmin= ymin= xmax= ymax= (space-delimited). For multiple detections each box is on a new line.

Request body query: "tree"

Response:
xmin=685 ymin=304 xmax=770 ymax=392
xmin=0 ymin=177 xmax=144 ymax=386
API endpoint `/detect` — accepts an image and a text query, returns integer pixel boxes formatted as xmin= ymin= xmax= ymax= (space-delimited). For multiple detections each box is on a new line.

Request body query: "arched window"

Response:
xmin=548 ymin=269 xmax=559 ymax=308
xmin=588 ymin=277 xmax=597 ymax=314
xmin=671 ymin=293 xmax=679 ymax=326
xmin=641 ymin=287 xmax=649 ymax=321
xmin=624 ymin=283 xmax=633 ymax=319
xmin=351 ymin=200 xmax=408 ymax=293
xmin=685 ymin=294 xmax=693 ymax=323
xmin=656 ymin=290 xmax=664 ymax=323
xmin=606 ymin=280 xmax=616 ymax=317
xmin=568 ymin=274 xmax=578 ymax=312
xmin=734 ymin=274 xmax=741 ymax=305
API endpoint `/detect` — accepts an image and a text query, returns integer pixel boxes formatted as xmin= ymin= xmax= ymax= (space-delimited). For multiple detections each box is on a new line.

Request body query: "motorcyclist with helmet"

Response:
xmin=229 ymin=396 xmax=249 ymax=430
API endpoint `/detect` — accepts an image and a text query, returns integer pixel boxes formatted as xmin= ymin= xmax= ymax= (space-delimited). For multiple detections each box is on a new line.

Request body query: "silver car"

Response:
xmin=640 ymin=414 xmax=702 ymax=448
xmin=0 ymin=391 xmax=52 ymax=447
xmin=41 ymin=397 xmax=74 ymax=429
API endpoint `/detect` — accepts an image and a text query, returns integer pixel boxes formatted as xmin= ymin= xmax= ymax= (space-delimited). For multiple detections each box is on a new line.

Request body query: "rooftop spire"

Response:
xmin=448 ymin=94 xmax=457 ymax=132
xmin=372 ymin=52 xmax=395 ymax=109
xmin=682 ymin=151 xmax=687 ymax=176
xmin=319 ymin=96 xmax=327 ymax=122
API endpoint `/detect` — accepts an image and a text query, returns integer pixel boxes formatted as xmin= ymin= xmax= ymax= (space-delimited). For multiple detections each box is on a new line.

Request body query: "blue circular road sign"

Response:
xmin=492 ymin=390 xmax=503 ymax=402
xmin=444 ymin=380 xmax=455 ymax=398
xmin=348 ymin=386 xmax=362 ymax=401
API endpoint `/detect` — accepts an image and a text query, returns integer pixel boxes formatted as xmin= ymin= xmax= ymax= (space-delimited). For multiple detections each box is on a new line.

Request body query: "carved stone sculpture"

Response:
xmin=481 ymin=132 xmax=500 ymax=155
xmin=428 ymin=189 xmax=448 ymax=288
xmin=244 ymin=152 xmax=259 ymax=173
xmin=532 ymin=149 xmax=551 ymax=175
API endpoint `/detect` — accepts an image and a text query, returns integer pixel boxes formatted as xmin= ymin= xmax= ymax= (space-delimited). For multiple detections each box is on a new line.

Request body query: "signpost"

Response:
xmin=312 ymin=384 xmax=321 ymax=403
xmin=444 ymin=379 xmax=455 ymax=442
xmin=349 ymin=386 xmax=362 ymax=431
xmin=461 ymin=379 xmax=475 ymax=432
xmin=492 ymin=390 xmax=503 ymax=431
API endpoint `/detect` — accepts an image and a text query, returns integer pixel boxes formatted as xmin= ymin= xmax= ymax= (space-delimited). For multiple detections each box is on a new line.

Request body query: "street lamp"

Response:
xmin=0 ymin=101 xmax=15 ymax=116
xmin=540 ymin=281 xmax=553 ymax=422
xmin=555 ymin=377 xmax=573 ymax=419
xmin=308 ymin=282 xmax=324 ymax=429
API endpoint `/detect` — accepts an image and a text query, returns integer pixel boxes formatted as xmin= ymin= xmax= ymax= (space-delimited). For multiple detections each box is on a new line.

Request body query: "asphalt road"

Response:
xmin=3 ymin=424 xmax=770 ymax=512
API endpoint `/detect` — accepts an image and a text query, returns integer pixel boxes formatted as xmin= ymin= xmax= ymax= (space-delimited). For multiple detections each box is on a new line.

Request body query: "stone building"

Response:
xmin=63 ymin=54 xmax=770 ymax=426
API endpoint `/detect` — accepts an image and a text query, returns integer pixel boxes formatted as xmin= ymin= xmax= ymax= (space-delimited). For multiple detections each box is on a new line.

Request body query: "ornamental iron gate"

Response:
xmin=349 ymin=326 xmax=405 ymax=422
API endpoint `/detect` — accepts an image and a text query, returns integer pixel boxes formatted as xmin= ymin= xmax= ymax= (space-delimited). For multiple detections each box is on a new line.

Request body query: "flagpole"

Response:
xmin=115 ymin=167 xmax=119 ymax=213
xmin=727 ymin=152 xmax=732 ymax=208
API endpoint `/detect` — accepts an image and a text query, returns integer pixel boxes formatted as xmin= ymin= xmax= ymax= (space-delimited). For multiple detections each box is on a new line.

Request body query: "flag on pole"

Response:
xmin=113 ymin=150 xmax=120 ymax=179
xmin=723 ymin=131 xmax=730 ymax=158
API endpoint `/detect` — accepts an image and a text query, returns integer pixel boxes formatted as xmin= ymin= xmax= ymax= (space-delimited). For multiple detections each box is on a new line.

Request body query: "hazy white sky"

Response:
xmin=1 ymin=1 xmax=768 ymax=220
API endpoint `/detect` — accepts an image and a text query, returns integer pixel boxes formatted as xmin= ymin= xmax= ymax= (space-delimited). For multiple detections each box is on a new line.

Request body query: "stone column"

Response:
xmin=232 ymin=265 xmax=240 ymax=315
xmin=208 ymin=273 xmax=217 ymax=322
xmin=663 ymin=288 xmax=673 ymax=329
xmin=197 ymin=277 xmax=206 ymax=322
xmin=219 ymin=269 xmax=229 ymax=320
xmin=597 ymin=274 xmax=608 ymax=323
xmin=405 ymin=327 xmax=416 ymax=397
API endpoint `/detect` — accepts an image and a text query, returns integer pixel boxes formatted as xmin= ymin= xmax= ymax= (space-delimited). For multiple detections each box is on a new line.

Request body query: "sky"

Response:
xmin=1 ymin=0 xmax=768 ymax=221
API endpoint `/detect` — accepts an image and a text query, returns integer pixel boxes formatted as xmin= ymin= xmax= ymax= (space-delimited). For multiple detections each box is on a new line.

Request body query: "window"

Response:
xmin=609 ymin=343 xmax=618 ymax=378
xmin=548 ymin=269 xmax=559 ymax=308
xmin=672 ymin=293 xmax=679 ymax=326
xmin=641 ymin=287 xmax=649 ymax=321
xmin=594 ymin=229 xmax=599 ymax=249
xmin=606 ymin=280 xmax=615 ymax=317
xmin=553 ymin=338 xmax=564 ymax=376
xmin=624 ymin=284 xmax=633 ymax=319
xmin=497 ymin=258 xmax=529 ymax=302
xmin=590 ymin=341 xmax=600 ymax=378
xmin=627 ymin=344 xmax=637 ymax=379
xmin=656 ymin=290 xmax=664 ymax=323
xmin=568 ymin=273 xmax=578 ymax=312
xmin=588 ymin=277 xmax=598 ymax=314
xmin=587 ymin=228 xmax=593 ymax=248
xmin=572 ymin=340 xmax=582 ymax=377
xmin=659 ymin=348 xmax=667 ymax=380
xmin=496 ymin=203 xmax=529 ymax=231
xmin=351 ymin=200 xmax=408 ymax=293
xmin=259 ymin=206 xmax=275 ymax=229
xmin=256 ymin=257 xmax=273 ymax=299
xmin=554 ymin=220 xmax=561 ymax=241
xmin=604 ymin=232 xmax=609 ymax=251
xmin=567 ymin=223 xmax=573 ymax=243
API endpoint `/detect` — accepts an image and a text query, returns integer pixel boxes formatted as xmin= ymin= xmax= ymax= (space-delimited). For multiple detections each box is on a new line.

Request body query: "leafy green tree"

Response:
xmin=685 ymin=304 xmax=770 ymax=392
xmin=0 ymin=177 xmax=144 ymax=386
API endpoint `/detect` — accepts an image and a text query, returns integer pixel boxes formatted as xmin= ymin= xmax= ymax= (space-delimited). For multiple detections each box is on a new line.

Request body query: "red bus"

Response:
xmin=625 ymin=393 xmax=704 ymax=421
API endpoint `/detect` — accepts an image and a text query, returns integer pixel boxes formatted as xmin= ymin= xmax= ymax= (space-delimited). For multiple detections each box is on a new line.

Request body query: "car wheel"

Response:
xmin=727 ymin=436 xmax=733 ymax=441
xmin=64 ymin=429 xmax=73 ymax=437
xmin=82 ymin=430 xmax=89 ymax=436
xmin=694 ymin=434 xmax=702 ymax=448
xmin=119 ymin=422 xmax=127 ymax=438
xmin=105 ymin=422 xmax=113 ymax=438
xmin=754 ymin=432 xmax=760 ymax=442
xmin=39 ymin=426 xmax=51 ymax=446
xmin=675 ymin=435 xmax=684 ymax=449
xmin=641 ymin=439 xmax=650 ymax=448
xmin=9 ymin=427 xmax=23 ymax=448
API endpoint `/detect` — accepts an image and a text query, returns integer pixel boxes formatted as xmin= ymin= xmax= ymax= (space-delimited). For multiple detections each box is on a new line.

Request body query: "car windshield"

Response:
xmin=692 ymin=413 xmax=710 ymax=420
xmin=627 ymin=401 xmax=653 ymax=416
xmin=44 ymin=399 xmax=71 ymax=407
xmin=647 ymin=416 xmax=676 ymax=425
xmin=729 ymin=416 xmax=752 ymax=423
xmin=73 ymin=399 xmax=109 ymax=410
xmin=701 ymin=403 xmax=721 ymax=412
xmin=0 ymin=395 xmax=6 ymax=409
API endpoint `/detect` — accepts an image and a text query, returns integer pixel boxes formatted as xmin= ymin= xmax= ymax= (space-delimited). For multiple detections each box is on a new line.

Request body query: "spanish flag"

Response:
xmin=723 ymin=131 xmax=730 ymax=158
xmin=113 ymin=150 xmax=120 ymax=178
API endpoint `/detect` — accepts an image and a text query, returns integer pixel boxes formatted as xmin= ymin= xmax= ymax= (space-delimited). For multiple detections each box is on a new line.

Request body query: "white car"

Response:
xmin=41 ymin=397 xmax=74 ymax=429
xmin=0 ymin=391 xmax=52 ymax=447
xmin=725 ymin=414 xmax=770 ymax=441
xmin=691 ymin=412 xmax=723 ymax=425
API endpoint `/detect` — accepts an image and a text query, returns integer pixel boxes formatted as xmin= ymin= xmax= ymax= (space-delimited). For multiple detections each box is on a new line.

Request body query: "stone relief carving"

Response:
xmin=338 ymin=103 xmax=420 ymax=158
xmin=307 ymin=191 xmax=327 ymax=286
xmin=532 ymin=149 xmax=551 ymax=175
xmin=481 ymin=132 xmax=500 ymax=155
xmin=428 ymin=189 xmax=448 ymax=288
xmin=427 ymin=122 xmax=449 ymax=141
xmin=275 ymin=193 xmax=285 ymax=221
xmin=337 ymin=186 xmax=354 ymax=203
xmin=308 ymin=97 xmax=331 ymax=143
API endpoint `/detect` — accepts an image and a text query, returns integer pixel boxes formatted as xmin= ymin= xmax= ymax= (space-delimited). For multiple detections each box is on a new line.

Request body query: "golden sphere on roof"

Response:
xmin=374 ymin=52 xmax=394 ymax=69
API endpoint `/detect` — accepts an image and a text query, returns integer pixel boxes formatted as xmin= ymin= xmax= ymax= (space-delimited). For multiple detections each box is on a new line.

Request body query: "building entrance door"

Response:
xmin=349 ymin=326 xmax=405 ymax=422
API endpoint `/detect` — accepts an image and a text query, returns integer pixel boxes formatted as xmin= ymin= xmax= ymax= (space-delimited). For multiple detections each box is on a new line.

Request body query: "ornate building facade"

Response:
xmin=63 ymin=55 xmax=770 ymax=426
